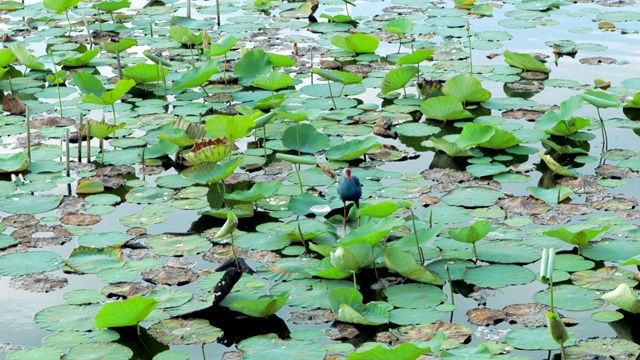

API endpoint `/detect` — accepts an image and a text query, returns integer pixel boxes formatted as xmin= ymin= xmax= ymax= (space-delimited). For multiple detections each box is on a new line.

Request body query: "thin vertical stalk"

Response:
xmin=25 ymin=106 xmax=30 ymax=161
xmin=65 ymin=128 xmax=70 ymax=177
xmin=78 ymin=113 xmax=83 ymax=162
xmin=445 ymin=265 xmax=455 ymax=305
xmin=86 ymin=122 xmax=91 ymax=163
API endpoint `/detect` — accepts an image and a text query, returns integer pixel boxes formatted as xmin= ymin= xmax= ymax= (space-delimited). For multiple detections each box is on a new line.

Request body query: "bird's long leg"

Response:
xmin=342 ymin=201 xmax=347 ymax=231
xmin=356 ymin=204 xmax=360 ymax=228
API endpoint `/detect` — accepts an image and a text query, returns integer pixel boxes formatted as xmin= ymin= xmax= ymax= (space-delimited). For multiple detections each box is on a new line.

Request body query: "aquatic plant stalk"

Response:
xmin=25 ymin=106 xmax=30 ymax=160
xmin=47 ymin=50 xmax=64 ymax=118
xmin=78 ymin=113 xmax=83 ymax=162
xmin=445 ymin=265 xmax=454 ymax=306
xmin=407 ymin=207 xmax=424 ymax=264
xmin=65 ymin=128 xmax=70 ymax=177
xmin=82 ymin=13 xmax=93 ymax=49
xmin=465 ymin=21 xmax=473 ymax=75
xmin=86 ymin=121 xmax=91 ymax=163
xmin=596 ymin=107 xmax=608 ymax=151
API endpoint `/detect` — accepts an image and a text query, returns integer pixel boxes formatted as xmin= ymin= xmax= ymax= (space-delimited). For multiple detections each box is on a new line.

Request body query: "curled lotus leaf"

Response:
xmin=183 ymin=138 xmax=231 ymax=165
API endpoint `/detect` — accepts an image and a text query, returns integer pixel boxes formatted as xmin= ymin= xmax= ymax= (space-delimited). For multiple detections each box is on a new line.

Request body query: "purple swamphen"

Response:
xmin=337 ymin=168 xmax=362 ymax=230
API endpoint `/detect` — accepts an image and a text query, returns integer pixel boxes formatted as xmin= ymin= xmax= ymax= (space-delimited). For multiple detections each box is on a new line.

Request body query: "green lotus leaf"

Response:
xmin=504 ymin=49 xmax=550 ymax=73
xmin=182 ymin=139 xmax=231 ymax=165
xmin=449 ymin=220 xmax=491 ymax=244
xmin=0 ymin=1 xmax=24 ymax=11
xmin=76 ymin=181 xmax=105 ymax=194
xmin=96 ymin=296 xmax=158 ymax=328
xmin=420 ymin=95 xmax=473 ymax=121
xmin=9 ymin=44 xmax=45 ymax=70
xmin=168 ymin=26 xmax=201 ymax=45
xmin=100 ymin=38 xmax=137 ymax=53
xmin=81 ymin=120 xmax=125 ymax=140
xmin=465 ymin=264 xmax=535 ymax=288
xmin=581 ymin=90 xmax=620 ymax=109
xmin=383 ymin=247 xmax=443 ymax=285
xmin=282 ymin=123 xmax=329 ymax=153
xmin=149 ymin=318 xmax=222 ymax=345
xmin=328 ymin=287 xmax=389 ymax=325
xmin=204 ymin=113 xmax=255 ymax=141
xmin=0 ymin=151 xmax=29 ymax=173
xmin=237 ymin=334 xmax=326 ymax=360
xmin=543 ymin=225 xmax=609 ymax=246
xmin=228 ymin=290 xmax=291 ymax=317
xmin=381 ymin=66 xmax=418 ymax=94
xmin=331 ymin=33 xmax=379 ymax=54
xmin=0 ymin=251 xmax=63 ymax=276
xmin=538 ymin=152 xmax=579 ymax=177
xmin=428 ymin=137 xmax=473 ymax=157
xmin=358 ymin=201 xmax=400 ymax=218
xmin=0 ymin=193 xmax=62 ymax=214
xmin=251 ymin=71 xmax=293 ymax=91
xmin=73 ymin=71 xmax=106 ymax=96
xmin=173 ymin=59 xmax=220 ymax=91
xmin=206 ymin=35 xmax=237 ymax=56
xmin=526 ymin=186 xmax=572 ymax=204
xmin=0 ymin=48 xmax=16 ymax=67
xmin=383 ymin=17 xmax=414 ymax=34
xmin=82 ymin=79 xmax=135 ymax=106
xmin=123 ymin=63 xmax=167 ymax=84
xmin=442 ymin=73 xmax=491 ymax=103
xmin=43 ymin=0 xmax=80 ymax=14
xmin=225 ymin=181 xmax=282 ymax=202
xmin=35 ymin=304 xmax=101 ymax=332
xmin=92 ymin=0 xmax=131 ymax=12
xmin=234 ymin=49 xmax=273 ymax=86
xmin=601 ymin=283 xmax=640 ymax=314
xmin=397 ymin=49 xmax=434 ymax=65
xmin=180 ymin=158 xmax=242 ymax=184
xmin=325 ymin=136 xmax=381 ymax=161
xmin=59 ymin=48 xmax=100 ymax=67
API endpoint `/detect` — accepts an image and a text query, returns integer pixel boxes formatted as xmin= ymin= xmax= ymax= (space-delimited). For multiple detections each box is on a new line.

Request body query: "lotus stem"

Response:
xmin=65 ymin=9 xmax=73 ymax=35
xmin=297 ymin=222 xmax=307 ymax=253
xmin=408 ymin=208 xmax=424 ymax=264
xmin=223 ymin=54 xmax=228 ymax=84
xmin=310 ymin=47 xmax=314 ymax=85
xmin=216 ymin=0 xmax=220 ymax=27
xmin=25 ymin=106 xmax=30 ymax=161
xmin=230 ymin=232 xmax=240 ymax=270
xmin=111 ymin=103 xmax=117 ymax=124
xmin=186 ymin=0 xmax=191 ymax=18
xmin=78 ymin=113 xmax=83 ymax=162
xmin=597 ymin=108 xmax=608 ymax=151
xmin=472 ymin=242 xmax=478 ymax=262
xmin=445 ymin=265 xmax=455 ymax=306
xmin=466 ymin=21 xmax=473 ymax=75
xmin=149 ymin=22 xmax=153 ymax=37
xmin=262 ymin=126 xmax=267 ymax=162
xmin=327 ymin=80 xmax=337 ymax=109
xmin=295 ymin=164 xmax=303 ymax=194
xmin=549 ymin=279 xmax=554 ymax=313
xmin=352 ymin=272 xmax=357 ymax=289
xmin=65 ymin=128 xmax=70 ymax=177
xmin=397 ymin=34 xmax=402 ymax=53
xmin=86 ymin=121 xmax=91 ymax=163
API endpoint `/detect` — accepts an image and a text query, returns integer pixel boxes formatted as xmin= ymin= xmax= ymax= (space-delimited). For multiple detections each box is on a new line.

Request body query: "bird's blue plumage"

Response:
xmin=338 ymin=169 xmax=362 ymax=208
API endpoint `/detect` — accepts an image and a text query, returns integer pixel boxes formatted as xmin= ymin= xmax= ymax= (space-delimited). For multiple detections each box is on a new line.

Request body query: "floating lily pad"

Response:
xmin=384 ymin=283 xmax=447 ymax=308
xmin=149 ymin=318 xmax=222 ymax=345
xmin=533 ymin=285 xmax=604 ymax=311
xmin=0 ymin=251 xmax=63 ymax=276
xmin=505 ymin=326 xmax=575 ymax=350
xmin=238 ymin=334 xmax=326 ymax=360
xmin=0 ymin=194 xmax=63 ymax=215
xmin=64 ymin=342 xmax=133 ymax=360
xmin=77 ymin=231 xmax=131 ymax=248
xmin=464 ymin=264 xmax=535 ymax=289
xmin=145 ymin=234 xmax=211 ymax=256
xmin=441 ymin=187 xmax=505 ymax=208
xmin=34 ymin=304 xmax=101 ymax=332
